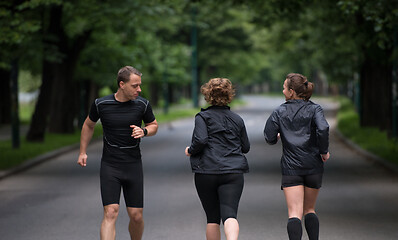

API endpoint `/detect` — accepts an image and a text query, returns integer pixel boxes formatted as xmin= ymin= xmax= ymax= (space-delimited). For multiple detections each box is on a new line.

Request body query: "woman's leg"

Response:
xmin=206 ymin=224 xmax=221 ymax=240
xmin=224 ymin=218 xmax=239 ymax=240
xmin=303 ymin=186 xmax=319 ymax=215
xmin=283 ymin=185 xmax=305 ymax=240
xmin=195 ymin=174 xmax=221 ymax=240
xmin=303 ymin=187 xmax=320 ymax=240
xmin=283 ymin=185 xmax=305 ymax=219
xmin=218 ymin=174 xmax=244 ymax=240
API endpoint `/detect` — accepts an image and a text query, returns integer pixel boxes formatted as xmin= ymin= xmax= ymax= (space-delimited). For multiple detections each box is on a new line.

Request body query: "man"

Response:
xmin=77 ymin=66 xmax=158 ymax=240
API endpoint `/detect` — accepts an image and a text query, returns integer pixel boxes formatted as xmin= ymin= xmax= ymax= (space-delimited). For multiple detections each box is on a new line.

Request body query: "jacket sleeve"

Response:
xmin=188 ymin=114 xmax=208 ymax=155
xmin=314 ymin=105 xmax=329 ymax=154
xmin=240 ymin=123 xmax=250 ymax=154
xmin=264 ymin=110 xmax=279 ymax=145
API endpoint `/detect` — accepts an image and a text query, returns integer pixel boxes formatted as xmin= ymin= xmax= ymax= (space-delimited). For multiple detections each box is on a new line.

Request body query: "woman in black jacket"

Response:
xmin=185 ymin=78 xmax=250 ymax=240
xmin=264 ymin=73 xmax=330 ymax=240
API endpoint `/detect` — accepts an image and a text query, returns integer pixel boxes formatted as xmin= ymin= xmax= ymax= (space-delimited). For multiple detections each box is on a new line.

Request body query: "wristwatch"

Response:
xmin=142 ymin=128 xmax=148 ymax=136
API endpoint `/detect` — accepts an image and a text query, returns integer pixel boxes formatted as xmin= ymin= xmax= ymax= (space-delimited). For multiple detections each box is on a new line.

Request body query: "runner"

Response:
xmin=264 ymin=73 xmax=330 ymax=240
xmin=185 ymin=77 xmax=250 ymax=240
xmin=77 ymin=66 xmax=158 ymax=240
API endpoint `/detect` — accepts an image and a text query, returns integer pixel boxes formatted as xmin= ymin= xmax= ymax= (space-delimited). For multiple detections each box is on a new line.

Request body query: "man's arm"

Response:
xmin=130 ymin=119 xmax=158 ymax=138
xmin=77 ymin=117 xmax=97 ymax=167
xmin=144 ymin=119 xmax=158 ymax=137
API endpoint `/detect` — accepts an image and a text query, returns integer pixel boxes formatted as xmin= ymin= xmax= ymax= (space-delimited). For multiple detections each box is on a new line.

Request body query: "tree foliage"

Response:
xmin=1 ymin=0 xmax=397 ymax=139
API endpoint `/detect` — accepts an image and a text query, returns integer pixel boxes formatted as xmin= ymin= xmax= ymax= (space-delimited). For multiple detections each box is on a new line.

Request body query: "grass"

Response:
xmin=19 ymin=102 xmax=35 ymax=124
xmin=154 ymin=108 xmax=200 ymax=122
xmin=337 ymin=97 xmax=398 ymax=165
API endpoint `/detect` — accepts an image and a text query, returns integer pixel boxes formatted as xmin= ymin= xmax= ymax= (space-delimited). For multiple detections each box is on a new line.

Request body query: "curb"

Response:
xmin=0 ymin=138 xmax=102 ymax=181
xmin=334 ymin=129 xmax=398 ymax=174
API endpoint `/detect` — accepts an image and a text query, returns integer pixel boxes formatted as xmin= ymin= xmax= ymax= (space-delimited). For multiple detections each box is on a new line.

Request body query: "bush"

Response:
xmin=337 ymin=97 xmax=398 ymax=164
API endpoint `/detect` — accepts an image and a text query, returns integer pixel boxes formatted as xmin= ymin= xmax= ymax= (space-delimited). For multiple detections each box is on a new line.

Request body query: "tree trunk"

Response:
xmin=27 ymin=4 xmax=92 ymax=137
xmin=10 ymin=59 xmax=20 ymax=148
xmin=0 ymin=68 xmax=11 ymax=125
xmin=47 ymin=24 xmax=92 ymax=133
xmin=26 ymin=60 xmax=55 ymax=141
xmin=47 ymin=63 xmax=78 ymax=133
xmin=359 ymin=46 xmax=393 ymax=132
xmin=86 ymin=81 xmax=99 ymax=110
xmin=150 ymin=81 xmax=160 ymax=107
xmin=26 ymin=5 xmax=61 ymax=141
xmin=77 ymin=79 xmax=99 ymax=129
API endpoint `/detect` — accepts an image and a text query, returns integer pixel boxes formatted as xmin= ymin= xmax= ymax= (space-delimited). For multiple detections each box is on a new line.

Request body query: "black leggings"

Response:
xmin=194 ymin=173 xmax=244 ymax=224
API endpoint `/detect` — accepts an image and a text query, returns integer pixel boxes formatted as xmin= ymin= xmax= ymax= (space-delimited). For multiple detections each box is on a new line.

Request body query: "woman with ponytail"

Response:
xmin=264 ymin=73 xmax=330 ymax=240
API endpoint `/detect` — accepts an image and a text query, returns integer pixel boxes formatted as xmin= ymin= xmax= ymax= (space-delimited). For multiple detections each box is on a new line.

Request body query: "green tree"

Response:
xmin=0 ymin=0 xmax=46 ymax=125
xmin=241 ymin=0 xmax=398 ymax=134
xmin=27 ymin=1 xmax=95 ymax=141
xmin=337 ymin=0 xmax=398 ymax=132
xmin=26 ymin=0 xmax=193 ymax=141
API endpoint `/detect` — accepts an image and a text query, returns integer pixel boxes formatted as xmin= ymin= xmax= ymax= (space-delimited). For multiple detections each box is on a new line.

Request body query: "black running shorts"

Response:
xmin=281 ymin=173 xmax=323 ymax=190
xmin=100 ymin=160 xmax=143 ymax=208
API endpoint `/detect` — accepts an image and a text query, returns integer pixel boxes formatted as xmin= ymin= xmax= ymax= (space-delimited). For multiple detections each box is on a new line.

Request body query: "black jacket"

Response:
xmin=188 ymin=105 xmax=250 ymax=174
xmin=264 ymin=100 xmax=329 ymax=175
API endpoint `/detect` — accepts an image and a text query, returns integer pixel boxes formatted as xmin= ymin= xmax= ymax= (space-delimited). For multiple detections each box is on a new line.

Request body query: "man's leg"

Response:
xmin=100 ymin=161 xmax=122 ymax=240
xmin=126 ymin=207 xmax=144 ymax=240
xmin=101 ymin=204 xmax=120 ymax=240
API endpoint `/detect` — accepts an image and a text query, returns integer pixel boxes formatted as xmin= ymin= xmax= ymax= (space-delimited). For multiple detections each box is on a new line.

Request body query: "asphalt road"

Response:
xmin=0 ymin=95 xmax=397 ymax=240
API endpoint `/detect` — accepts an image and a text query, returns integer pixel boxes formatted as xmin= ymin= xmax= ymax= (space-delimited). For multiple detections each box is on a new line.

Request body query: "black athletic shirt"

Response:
xmin=89 ymin=94 xmax=156 ymax=163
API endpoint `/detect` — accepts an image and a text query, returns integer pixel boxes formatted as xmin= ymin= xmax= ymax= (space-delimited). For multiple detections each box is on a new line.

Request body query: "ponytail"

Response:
xmin=304 ymin=81 xmax=314 ymax=101
xmin=286 ymin=73 xmax=314 ymax=101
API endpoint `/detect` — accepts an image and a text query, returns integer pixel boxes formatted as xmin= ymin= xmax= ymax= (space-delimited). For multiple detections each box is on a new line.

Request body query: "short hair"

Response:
xmin=117 ymin=66 xmax=142 ymax=88
xmin=286 ymin=73 xmax=314 ymax=101
xmin=201 ymin=78 xmax=235 ymax=106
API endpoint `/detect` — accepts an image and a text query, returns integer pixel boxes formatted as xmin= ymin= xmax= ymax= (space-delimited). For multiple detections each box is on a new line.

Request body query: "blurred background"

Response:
xmin=0 ymin=0 xmax=397 ymax=168
xmin=1 ymin=1 xmax=398 ymax=239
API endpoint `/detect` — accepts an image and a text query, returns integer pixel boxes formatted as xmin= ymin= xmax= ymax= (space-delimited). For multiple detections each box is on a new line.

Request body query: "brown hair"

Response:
xmin=286 ymin=73 xmax=314 ymax=101
xmin=201 ymin=78 xmax=235 ymax=106
xmin=117 ymin=66 xmax=142 ymax=88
